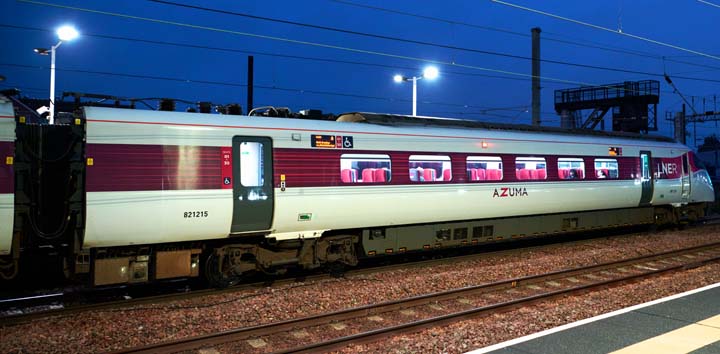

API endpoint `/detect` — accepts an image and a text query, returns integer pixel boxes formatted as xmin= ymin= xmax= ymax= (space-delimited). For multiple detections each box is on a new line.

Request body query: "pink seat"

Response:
xmin=341 ymin=169 xmax=356 ymax=183
xmin=476 ymin=168 xmax=487 ymax=181
xmin=423 ymin=169 xmax=436 ymax=182
xmin=529 ymin=169 xmax=539 ymax=180
xmin=559 ymin=168 xmax=568 ymax=179
xmin=487 ymin=169 xmax=502 ymax=181
xmin=517 ymin=169 xmax=531 ymax=180
xmin=374 ymin=168 xmax=387 ymax=182
xmin=442 ymin=169 xmax=452 ymax=181
xmin=468 ymin=169 xmax=477 ymax=181
xmin=362 ymin=168 xmax=375 ymax=183
xmin=537 ymin=169 xmax=546 ymax=180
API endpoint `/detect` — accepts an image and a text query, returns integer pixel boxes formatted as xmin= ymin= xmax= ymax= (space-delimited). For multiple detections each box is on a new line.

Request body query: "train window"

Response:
xmin=558 ymin=158 xmax=585 ymax=180
xmin=472 ymin=226 xmax=483 ymax=238
xmin=466 ymin=156 xmax=503 ymax=181
xmin=340 ymin=154 xmax=391 ymax=183
xmin=409 ymin=155 xmax=452 ymax=182
xmin=436 ymin=228 xmax=451 ymax=241
xmin=369 ymin=229 xmax=385 ymax=240
xmin=240 ymin=142 xmax=264 ymax=187
xmin=515 ymin=157 xmax=547 ymax=180
xmin=453 ymin=227 xmax=468 ymax=240
xmin=484 ymin=225 xmax=494 ymax=237
xmin=594 ymin=159 xmax=619 ymax=179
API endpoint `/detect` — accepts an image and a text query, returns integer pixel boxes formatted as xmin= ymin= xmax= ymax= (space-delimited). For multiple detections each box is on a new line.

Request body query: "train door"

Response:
xmin=639 ymin=150 xmax=654 ymax=206
xmin=231 ymin=136 xmax=274 ymax=233
xmin=681 ymin=153 xmax=691 ymax=202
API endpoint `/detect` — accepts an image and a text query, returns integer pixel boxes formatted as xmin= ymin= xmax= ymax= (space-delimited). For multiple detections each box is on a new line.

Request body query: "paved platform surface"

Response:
xmin=470 ymin=282 xmax=720 ymax=354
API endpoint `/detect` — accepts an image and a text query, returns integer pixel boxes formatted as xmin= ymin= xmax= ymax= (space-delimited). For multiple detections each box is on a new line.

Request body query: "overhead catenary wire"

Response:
xmin=0 ymin=62 xmax=534 ymax=113
xmin=146 ymin=0 xmax=720 ymax=84
xmin=13 ymin=0 xmax=710 ymax=128
xmin=0 ymin=24 xmax=556 ymax=85
xmin=697 ymin=0 xmax=720 ymax=9
xmin=0 ymin=83 xmax=47 ymax=94
xmin=330 ymin=0 xmax=532 ymax=38
xmin=15 ymin=0 xmax=720 ymax=94
xmin=331 ymin=0 xmax=720 ymax=73
xmin=490 ymin=0 xmax=720 ymax=62
xmin=16 ymin=0 xmax=585 ymax=86
xmin=7 ymin=23 xmax=720 ymax=89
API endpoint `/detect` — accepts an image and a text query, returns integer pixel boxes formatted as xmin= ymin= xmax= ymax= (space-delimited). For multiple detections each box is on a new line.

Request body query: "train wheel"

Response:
xmin=0 ymin=257 xmax=19 ymax=280
xmin=325 ymin=261 xmax=346 ymax=278
xmin=62 ymin=256 xmax=73 ymax=280
xmin=204 ymin=253 xmax=240 ymax=288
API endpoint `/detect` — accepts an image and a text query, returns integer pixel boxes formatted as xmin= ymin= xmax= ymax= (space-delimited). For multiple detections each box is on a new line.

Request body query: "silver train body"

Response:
xmin=0 ymin=96 xmax=714 ymax=286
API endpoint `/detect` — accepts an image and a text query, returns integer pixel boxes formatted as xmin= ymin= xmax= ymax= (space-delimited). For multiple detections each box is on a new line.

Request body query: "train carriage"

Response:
xmin=0 ymin=95 xmax=714 ymax=286
xmin=79 ymin=107 xmax=713 ymax=286
xmin=0 ymin=96 xmax=14 ymax=260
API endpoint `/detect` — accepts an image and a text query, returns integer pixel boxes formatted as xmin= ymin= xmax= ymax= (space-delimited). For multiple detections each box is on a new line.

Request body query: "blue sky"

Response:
xmin=2 ymin=0 xmax=720 ymax=148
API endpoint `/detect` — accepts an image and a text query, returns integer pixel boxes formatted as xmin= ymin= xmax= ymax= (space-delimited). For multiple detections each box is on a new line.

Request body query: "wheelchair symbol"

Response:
xmin=223 ymin=177 xmax=231 ymax=185
xmin=343 ymin=136 xmax=353 ymax=148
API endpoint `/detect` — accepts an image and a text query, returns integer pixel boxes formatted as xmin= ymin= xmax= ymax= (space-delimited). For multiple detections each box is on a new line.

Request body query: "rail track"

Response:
xmin=1 ymin=222 xmax=667 ymax=326
xmin=108 ymin=240 xmax=720 ymax=354
xmin=2 ymin=220 xmax=717 ymax=327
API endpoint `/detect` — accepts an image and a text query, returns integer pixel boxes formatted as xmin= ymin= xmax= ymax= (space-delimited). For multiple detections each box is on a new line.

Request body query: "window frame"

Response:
xmin=408 ymin=154 xmax=452 ymax=182
xmin=594 ymin=158 xmax=619 ymax=179
xmin=515 ymin=157 xmax=547 ymax=181
xmin=557 ymin=157 xmax=586 ymax=180
xmin=466 ymin=156 xmax=503 ymax=181
xmin=340 ymin=153 xmax=392 ymax=184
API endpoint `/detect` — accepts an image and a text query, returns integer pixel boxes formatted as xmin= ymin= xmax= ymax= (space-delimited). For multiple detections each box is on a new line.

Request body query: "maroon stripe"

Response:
xmin=273 ymin=149 xmax=644 ymax=188
xmin=0 ymin=141 xmax=12 ymax=194
xmin=86 ymin=144 xmax=224 ymax=192
xmin=86 ymin=143 xmax=680 ymax=192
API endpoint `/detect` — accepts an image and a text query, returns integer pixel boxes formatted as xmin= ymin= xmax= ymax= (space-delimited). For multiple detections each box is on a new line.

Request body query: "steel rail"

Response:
xmin=279 ymin=247 xmax=720 ymax=353
xmin=2 ymin=222 xmax=657 ymax=326
xmin=110 ymin=241 xmax=720 ymax=354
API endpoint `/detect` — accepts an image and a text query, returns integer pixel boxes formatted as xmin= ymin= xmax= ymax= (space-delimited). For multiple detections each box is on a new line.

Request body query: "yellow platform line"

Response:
xmin=610 ymin=313 xmax=720 ymax=354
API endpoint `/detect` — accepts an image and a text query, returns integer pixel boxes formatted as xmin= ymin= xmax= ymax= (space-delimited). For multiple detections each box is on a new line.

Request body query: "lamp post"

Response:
xmin=34 ymin=25 xmax=78 ymax=124
xmin=393 ymin=66 xmax=439 ymax=116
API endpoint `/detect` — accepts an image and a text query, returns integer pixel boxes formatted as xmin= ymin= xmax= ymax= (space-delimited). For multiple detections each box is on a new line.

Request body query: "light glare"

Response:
xmin=423 ymin=66 xmax=439 ymax=80
xmin=56 ymin=26 xmax=79 ymax=41
xmin=393 ymin=74 xmax=403 ymax=83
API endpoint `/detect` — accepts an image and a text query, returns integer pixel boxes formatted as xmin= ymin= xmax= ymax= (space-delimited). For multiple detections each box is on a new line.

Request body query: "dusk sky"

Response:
xmin=2 ymin=0 xmax=720 ymax=148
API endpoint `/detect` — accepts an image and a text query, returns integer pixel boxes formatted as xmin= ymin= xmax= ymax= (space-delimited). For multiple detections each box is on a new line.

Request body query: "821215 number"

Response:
xmin=184 ymin=211 xmax=209 ymax=218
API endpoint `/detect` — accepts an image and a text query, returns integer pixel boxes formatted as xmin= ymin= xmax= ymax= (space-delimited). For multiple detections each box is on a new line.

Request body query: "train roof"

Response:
xmin=336 ymin=112 xmax=676 ymax=143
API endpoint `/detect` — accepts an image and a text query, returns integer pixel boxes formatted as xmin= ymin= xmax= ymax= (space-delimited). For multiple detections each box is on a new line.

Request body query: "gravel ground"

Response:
xmin=2 ymin=225 xmax=720 ymax=354
xmin=340 ymin=262 xmax=720 ymax=354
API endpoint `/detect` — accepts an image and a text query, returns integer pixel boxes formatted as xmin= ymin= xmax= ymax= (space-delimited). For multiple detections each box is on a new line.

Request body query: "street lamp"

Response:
xmin=393 ymin=66 xmax=439 ymax=116
xmin=34 ymin=25 xmax=79 ymax=124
